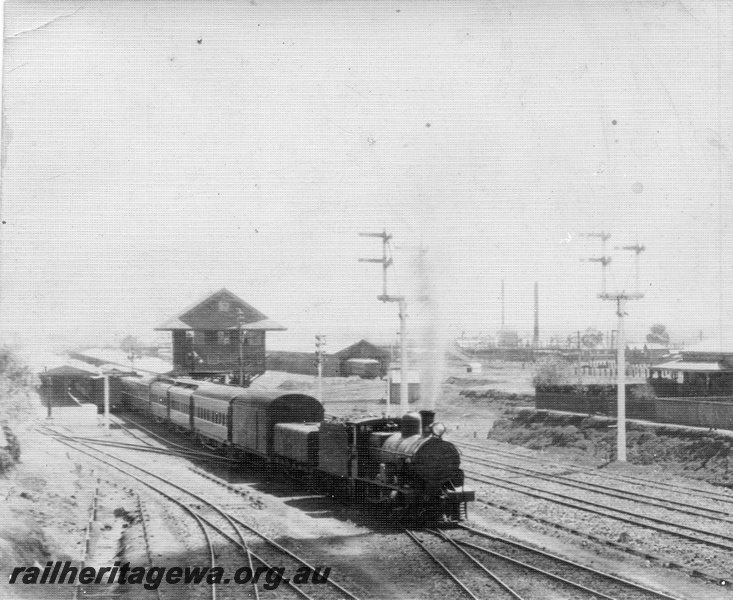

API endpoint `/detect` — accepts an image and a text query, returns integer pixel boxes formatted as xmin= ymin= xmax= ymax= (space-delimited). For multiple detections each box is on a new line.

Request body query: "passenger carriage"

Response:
xmin=168 ymin=379 xmax=197 ymax=431
xmin=120 ymin=375 xmax=157 ymax=413
xmin=149 ymin=379 xmax=174 ymax=421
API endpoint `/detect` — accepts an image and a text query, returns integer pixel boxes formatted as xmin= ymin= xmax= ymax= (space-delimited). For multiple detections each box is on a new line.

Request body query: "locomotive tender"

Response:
xmin=116 ymin=374 xmax=474 ymax=522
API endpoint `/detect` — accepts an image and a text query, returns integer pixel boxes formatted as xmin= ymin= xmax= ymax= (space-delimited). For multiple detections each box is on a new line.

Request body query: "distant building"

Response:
xmin=39 ymin=363 xmax=100 ymax=407
xmin=156 ymin=288 xmax=286 ymax=384
xmin=649 ymin=334 xmax=733 ymax=397
xmin=334 ymin=340 xmax=390 ymax=377
xmin=267 ymin=338 xmax=389 ymax=378
xmin=626 ymin=342 xmax=671 ymax=364
xmin=497 ymin=329 xmax=520 ymax=348
xmin=455 ymin=334 xmax=495 ymax=351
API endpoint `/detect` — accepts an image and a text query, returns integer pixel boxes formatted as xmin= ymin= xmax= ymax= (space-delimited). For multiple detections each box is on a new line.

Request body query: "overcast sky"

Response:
xmin=1 ymin=0 xmax=731 ymax=354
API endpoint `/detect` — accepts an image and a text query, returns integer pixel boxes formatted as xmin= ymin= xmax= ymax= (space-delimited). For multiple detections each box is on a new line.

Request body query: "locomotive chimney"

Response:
xmin=401 ymin=412 xmax=422 ymax=437
xmin=419 ymin=410 xmax=435 ymax=434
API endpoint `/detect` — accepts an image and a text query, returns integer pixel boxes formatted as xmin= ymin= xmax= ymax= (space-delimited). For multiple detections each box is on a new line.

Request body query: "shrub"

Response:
xmin=3 ymin=425 xmax=20 ymax=462
xmin=0 ymin=448 xmax=15 ymax=475
xmin=0 ymin=346 xmax=39 ymax=425
xmin=532 ymin=356 xmax=575 ymax=387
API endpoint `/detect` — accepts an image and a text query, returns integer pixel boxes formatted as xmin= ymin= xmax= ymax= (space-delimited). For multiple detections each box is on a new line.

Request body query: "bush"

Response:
xmin=0 ymin=346 xmax=39 ymax=425
xmin=3 ymin=425 xmax=20 ymax=462
xmin=630 ymin=384 xmax=656 ymax=401
xmin=532 ymin=356 xmax=575 ymax=387
xmin=0 ymin=448 xmax=15 ymax=475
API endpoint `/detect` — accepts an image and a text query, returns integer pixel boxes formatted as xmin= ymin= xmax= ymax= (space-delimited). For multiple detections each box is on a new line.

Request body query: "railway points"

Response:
xmin=28 ymin=351 xmax=733 ymax=600
xmin=452 ymin=525 xmax=685 ymax=600
xmin=40 ymin=424 xmax=366 ymax=600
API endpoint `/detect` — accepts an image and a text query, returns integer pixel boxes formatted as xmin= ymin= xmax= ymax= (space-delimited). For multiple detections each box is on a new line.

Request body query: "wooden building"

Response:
xmin=649 ymin=335 xmax=733 ymax=398
xmin=156 ymin=289 xmax=285 ymax=384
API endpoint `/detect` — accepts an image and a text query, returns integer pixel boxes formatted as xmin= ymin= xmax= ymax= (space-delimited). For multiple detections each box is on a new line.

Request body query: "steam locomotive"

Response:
xmin=114 ymin=374 xmax=474 ymax=523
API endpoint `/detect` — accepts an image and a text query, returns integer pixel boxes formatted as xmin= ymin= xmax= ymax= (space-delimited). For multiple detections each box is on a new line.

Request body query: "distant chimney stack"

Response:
xmin=533 ymin=282 xmax=539 ymax=346
xmin=501 ymin=279 xmax=505 ymax=329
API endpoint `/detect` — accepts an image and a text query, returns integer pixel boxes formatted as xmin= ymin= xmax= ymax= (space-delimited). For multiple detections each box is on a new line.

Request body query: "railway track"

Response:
xmin=449 ymin=525 xmax=684 ymax=600
xmin=454 ymin=441 xmax=733 ymax=555
xmin=40 ymin=419 xmax=726 ymax=598
xmin=51 ymin=434 xmax=238 ymax=463
xmin=472 ymin=481 xmax=731 ymax=587
xmin=406 ymin=526 xmax=683 ymax=599
xmin=461 ymin=450 xmax=733 ymax=521
xmin=455 ymin=441 xmax=733 ymax=505
xmin=39 ymin=425 xmax=364 ymax=600
xmin=454 ymin=441 xmax=733 ymax=586
xmin=114 ymin=413 xmax=207 ymax=453
xmin=467 ymin=467 xmax=733 ymax=552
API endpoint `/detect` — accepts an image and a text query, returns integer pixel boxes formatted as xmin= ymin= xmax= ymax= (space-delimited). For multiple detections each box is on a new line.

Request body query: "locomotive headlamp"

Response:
xmin=431 ymin=422 xmax=446 ymax=438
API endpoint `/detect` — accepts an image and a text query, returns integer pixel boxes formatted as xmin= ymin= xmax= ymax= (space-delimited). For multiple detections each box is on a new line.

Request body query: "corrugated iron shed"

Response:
xmin=333 ymin=339 xmax=390 ymax=360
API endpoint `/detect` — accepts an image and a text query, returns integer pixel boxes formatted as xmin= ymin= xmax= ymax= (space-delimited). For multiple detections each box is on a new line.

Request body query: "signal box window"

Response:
xmin=217 ymin=331 xmax=231 ymax=345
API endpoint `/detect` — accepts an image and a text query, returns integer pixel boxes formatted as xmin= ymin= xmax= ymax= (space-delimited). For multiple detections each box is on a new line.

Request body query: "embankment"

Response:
xmin=489 ymin=408 xmax=733 ymax=488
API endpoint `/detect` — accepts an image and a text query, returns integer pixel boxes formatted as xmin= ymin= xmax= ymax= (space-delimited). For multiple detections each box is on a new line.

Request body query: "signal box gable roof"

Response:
xmin=155 ymin=288 xmax=286 ymax=332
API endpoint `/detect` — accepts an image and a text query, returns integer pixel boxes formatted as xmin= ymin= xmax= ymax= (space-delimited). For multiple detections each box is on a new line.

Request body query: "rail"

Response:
xmin=40 ymin=425 xmax=362 ymax=600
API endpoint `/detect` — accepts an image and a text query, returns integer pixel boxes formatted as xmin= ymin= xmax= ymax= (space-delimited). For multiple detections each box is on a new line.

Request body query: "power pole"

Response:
xmin=237 ymin=308 xmax=246 ymax=386
xmin=359 ymin=230 xmax=409 ymax=417
xmin=315 ymin=334 xmax=326 ymax=406
xmin=597 ymin=241 xmax=645 ymax=463
xmin=103 ymin=373 xmax=110 ymax=436
xmin=45 ymin=366 xmax=52 ymax=419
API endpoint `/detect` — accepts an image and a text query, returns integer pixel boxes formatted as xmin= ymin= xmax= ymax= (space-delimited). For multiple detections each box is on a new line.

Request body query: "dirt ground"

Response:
xmin=2 ymin=359 xmax=730 ymax=599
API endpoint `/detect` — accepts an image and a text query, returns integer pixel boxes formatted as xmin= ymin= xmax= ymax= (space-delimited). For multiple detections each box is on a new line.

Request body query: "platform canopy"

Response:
xmin=651 ymin=361 xmax=726 ymax=373
xmin=41 ymin=364 xmax=99 ymax=378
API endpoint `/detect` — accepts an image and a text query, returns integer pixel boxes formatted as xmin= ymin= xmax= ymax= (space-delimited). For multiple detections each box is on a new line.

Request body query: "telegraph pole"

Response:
xmin=315 ymin=334 xmax=326 ymax=405
xmin=599 ymin=292 xmax=642 ymax=461
xmin=103 ymin=373 xmax=110 ymax=436
xmin=597 ymin=241 xmax=645 ymax=463
xmin=237 ymin=308 xmax=245 ymax=386
xmin=359 ymin=230 xmax=409 ymax=417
